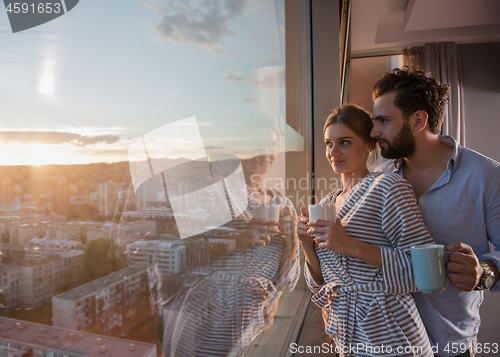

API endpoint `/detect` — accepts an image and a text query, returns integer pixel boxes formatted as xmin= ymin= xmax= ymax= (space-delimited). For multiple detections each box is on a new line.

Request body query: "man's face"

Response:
xmin=371 ymin=92 xmax=416 ymax=159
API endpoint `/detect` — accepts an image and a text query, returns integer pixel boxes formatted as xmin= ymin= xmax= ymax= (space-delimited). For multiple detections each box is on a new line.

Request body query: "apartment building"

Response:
xmin=126 ymin=240 xmax=186 ymax=274
xmin=66 ymin=221 xmax=100 ymax=241
xmin=0 ymin=317 xmax=156 ymax=357
xmin=25 ymin=238 xmax=82 ymax=260
xmin=43 ymin=226 xmax=79 ymax=241
xmin=0 ymin=244 xmax=25 ymax=262
xmin=207 ymin=238 xmax=236 ymax=253
xmin=87 ymin=221 xmax=155 ymax=246
xmin=19 ymin=251 xmax=83 ymax=307
xmin=46 ymin=214 xmax=67 ymax=228
xmin=1 ymin=214 xmax=73 ymax=244
xmin=52 ymin=266 xmax=148 ymax=334
xmin=8 ymin=225 xmax=33 ymax=246
xmin=121 ymin=207 xmax=173 ymax=220
xmin=40 ymin=221 xmax=98 ymax=243
xmin=99 ymin=181 xmax=119 ymax=217
xmin=0 ymin=266 xmax=21 ymax=307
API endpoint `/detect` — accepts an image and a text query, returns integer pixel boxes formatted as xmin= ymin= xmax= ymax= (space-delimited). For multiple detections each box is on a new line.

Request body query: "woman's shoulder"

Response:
xmin=369 ymin=171 xmax=408 ymax=186
xmin=368 ymin=171 xmax=414 ymax=198
xmin=349 ymin=172 xmax=412 ymax=199
xmin=320 ymin=172 xmax=409 ymax=202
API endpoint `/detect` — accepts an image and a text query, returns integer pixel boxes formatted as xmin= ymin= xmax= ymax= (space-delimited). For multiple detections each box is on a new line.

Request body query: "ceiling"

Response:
xmin=350 ymin=0 xmax=500 ymax=56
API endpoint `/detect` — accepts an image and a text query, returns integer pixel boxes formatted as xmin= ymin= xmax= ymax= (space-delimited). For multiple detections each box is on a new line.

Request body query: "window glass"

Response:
xmin=0 ymin=1 xmax=310 ymax=356
xmin=349 ymin=55 xmax=403 ymax=113
xmin=349 ymin=55 xmax=402 ymax=169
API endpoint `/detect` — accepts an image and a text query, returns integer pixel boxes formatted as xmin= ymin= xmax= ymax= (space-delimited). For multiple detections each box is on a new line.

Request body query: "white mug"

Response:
xmin=308 ymin=204 xmax=336 ymax=236
xmin=254 ymin=202 xmax=280 ymax=222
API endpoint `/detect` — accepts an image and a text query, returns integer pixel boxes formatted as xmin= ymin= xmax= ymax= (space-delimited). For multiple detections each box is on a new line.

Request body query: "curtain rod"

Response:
xmin=351 ymin=51 xmax=402 ymax=59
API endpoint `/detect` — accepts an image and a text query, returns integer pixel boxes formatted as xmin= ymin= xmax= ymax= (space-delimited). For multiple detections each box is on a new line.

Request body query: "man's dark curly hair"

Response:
xmin=372 ymin=66 xmax=450 ymax=134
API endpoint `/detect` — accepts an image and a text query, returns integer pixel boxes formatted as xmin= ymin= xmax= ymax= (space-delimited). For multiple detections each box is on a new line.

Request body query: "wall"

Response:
xmin=461 ymin=42 xmax=500 ymax=162
xmin=52 ymin=296 xmax=77 ymax=330
xmin=311 ymin=0 xmax=343 ymax=202
xmin=460 ymin=41 xmax=500 ymax=355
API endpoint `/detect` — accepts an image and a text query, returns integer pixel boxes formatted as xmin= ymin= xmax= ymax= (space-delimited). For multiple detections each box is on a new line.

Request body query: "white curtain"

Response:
xmin=402 ymin=42 xmax=465 ymax=147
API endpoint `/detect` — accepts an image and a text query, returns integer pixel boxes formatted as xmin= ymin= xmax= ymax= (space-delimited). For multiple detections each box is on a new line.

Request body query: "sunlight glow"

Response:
xmin=38 ymin=74 xmax=55 ymax=95
xmin=0 ymin=142 xmax=127 ymax=166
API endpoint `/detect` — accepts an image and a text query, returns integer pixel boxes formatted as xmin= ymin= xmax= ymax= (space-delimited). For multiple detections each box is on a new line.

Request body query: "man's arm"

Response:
xmin=446 ymin=166 xmax=500 ymax=292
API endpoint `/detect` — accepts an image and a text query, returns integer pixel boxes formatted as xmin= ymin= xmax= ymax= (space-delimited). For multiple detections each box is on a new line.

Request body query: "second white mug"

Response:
xmin=309 ymin=203 xmax=336 ymax=222
xmin=254 ymin=202 xmax=280 ymax=222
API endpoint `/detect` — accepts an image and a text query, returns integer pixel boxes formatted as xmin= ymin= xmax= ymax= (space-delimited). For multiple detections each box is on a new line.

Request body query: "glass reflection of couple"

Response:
xmin=154 ymin=111 xmax=299 ymax=357
xmin=298 ymin=104 xmax=434 ymax=356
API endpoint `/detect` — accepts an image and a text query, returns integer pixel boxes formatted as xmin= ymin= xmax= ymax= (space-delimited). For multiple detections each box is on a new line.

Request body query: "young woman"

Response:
xmin=297 ymin=104 xmax=434 ymax=356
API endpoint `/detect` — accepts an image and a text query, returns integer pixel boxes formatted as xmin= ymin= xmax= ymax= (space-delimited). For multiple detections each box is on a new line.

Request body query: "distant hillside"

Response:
xmin=0 ymin=162 xmax=131 ymax=196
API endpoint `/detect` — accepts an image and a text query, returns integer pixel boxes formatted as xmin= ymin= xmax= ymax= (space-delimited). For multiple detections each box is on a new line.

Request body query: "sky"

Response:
xmin=0 ymin=0 xmax=298 ymax=166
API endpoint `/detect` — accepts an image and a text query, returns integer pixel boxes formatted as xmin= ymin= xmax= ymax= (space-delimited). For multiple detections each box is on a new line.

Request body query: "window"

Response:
xmin=0 ymin=0 xmax=322 ymax=355
xmin=348 ymin=54 xmax=403 ymax=113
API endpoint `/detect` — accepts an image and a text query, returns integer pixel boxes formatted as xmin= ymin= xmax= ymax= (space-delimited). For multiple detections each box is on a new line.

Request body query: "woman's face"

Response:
xmin=324 ymin=122 xmax=370 ymax=175
xmin=244 ymin=131 xmax=278 ymax=175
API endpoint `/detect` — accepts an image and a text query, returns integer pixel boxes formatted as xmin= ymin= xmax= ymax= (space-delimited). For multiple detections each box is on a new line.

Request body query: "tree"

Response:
xmin=87 ymin=325 xmax=105 ymax=335
xmin=80 ymin=232 xmax=87 ymax=245
xmin=77 ymin=239 xmax=127 ymax=284
xmin=0 ymin=292 xmax=10 ymax=317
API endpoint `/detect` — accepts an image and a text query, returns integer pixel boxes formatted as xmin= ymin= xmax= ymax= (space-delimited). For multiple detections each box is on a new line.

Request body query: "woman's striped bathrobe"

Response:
xmin=305 ymin=172 xmax=434 ymax=356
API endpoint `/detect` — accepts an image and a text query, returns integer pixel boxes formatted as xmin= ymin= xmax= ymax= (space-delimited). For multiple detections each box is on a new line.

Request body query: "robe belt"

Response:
xmin=312 ymin=281 xmax=386 ymax=305
xmin=311 ymin=281 xmax=386 ymax=354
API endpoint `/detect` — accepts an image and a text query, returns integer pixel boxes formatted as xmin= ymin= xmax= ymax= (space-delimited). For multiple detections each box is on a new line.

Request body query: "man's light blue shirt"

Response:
xmin=377 ymin=135 xmax=500 ymax=356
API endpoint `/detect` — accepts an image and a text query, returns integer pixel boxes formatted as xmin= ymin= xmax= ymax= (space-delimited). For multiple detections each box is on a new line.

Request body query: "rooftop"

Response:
xmin=127 ymin=240 xmax=182 ymax=249
xmin=0 ymin=317 xmax=156 ymax=357
xmin=53 ymin=265 xmax=147 ymax=301
xmin=15 ymin=256 xmax=61 ymax=268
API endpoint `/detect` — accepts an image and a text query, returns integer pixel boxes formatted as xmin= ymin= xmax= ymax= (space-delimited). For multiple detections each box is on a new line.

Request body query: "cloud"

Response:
xmin=0 ymin=131 xmax=121 ymax=147
xmin=57 ymin=125 xmax=129 ymax=136
xmin=252 ymin=68 xmax=282 ymax=89
xmin=249 ymin=32 xmax=259 ymax=41
xmin=152 ymin=0 xmax=251 ymax=56
xmin=225 ymin=67 xmax=245 ymax=81
xmin=243 ymin=97 xmax=254 ymax=102
xmin=88 ymin=149 xmax=128 ymax=156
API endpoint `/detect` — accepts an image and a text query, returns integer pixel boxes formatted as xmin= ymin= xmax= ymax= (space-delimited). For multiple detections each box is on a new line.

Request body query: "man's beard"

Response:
xmin=379 ymin=120 xmax=416 ymax=159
